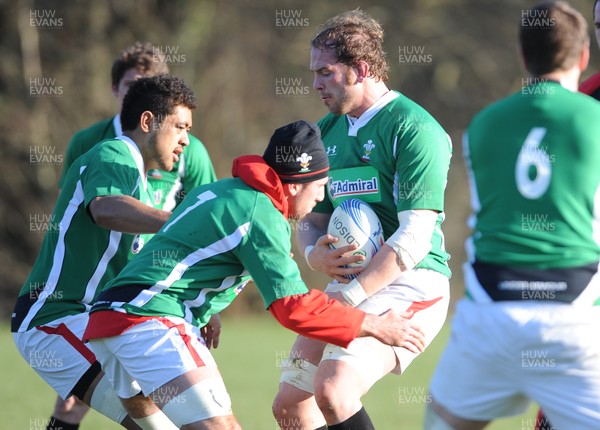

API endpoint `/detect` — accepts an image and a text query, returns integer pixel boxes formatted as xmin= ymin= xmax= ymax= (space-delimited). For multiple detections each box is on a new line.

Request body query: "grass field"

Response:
xmin=3 ymin=316 xmax=538 ymax=430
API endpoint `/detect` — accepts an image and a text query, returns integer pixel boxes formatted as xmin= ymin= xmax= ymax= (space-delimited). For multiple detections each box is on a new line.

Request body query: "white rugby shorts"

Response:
xmin=429 ymin=297 xmax=600 ymax=429
xmin=89 ymin=315 xmax=218 ymax=399
xmin=322 ymin=268 xmax=450 ymax=386
xmin=12 ymin=312 xmax=97 ymax=399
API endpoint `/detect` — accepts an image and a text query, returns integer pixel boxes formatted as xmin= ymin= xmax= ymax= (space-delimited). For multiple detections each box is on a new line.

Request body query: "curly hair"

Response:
xmin=312 ymin=9 xmax=389 ymax=82
xmin=120 ymin=74 xmax=197 ymax=131
xmin=110 ymin=41 xmax=170 ymax=87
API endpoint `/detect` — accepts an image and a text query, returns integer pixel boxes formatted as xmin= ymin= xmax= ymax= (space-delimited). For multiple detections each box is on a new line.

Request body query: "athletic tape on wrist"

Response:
xmin=340 ymin=278 xmax=368 ymax=307
xmin=304 ymin=245 xmax=316 ymax=270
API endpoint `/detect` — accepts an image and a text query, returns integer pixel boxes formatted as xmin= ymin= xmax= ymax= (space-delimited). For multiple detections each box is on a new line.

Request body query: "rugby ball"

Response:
xmin=327 ymin=199 xmax=385 ymax=276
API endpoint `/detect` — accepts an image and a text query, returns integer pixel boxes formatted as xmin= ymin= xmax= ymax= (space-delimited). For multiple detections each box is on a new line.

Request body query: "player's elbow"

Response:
xmin=88 ymin=196 xmax=121 ymax=229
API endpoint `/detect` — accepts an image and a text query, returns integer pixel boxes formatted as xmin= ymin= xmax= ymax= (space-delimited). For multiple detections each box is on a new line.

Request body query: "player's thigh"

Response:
xmin=277 ymin=335 xmax=327 ymax=396
xmin=523 ymin=306 xmax=600 ymax=429
xmin=273 ymin=337 xmax=326 ymax=430
xmin=91 ymin=316 xmax=218 ymax=398
xmin=318 ymin=337 xmax=397 ymax=399
xmin=529 ymin=373 xmax=600 ymax=430
xmin=13 ymin=313 xmax=97 ymax=399
xmin=428 ymin=299 xmax=531 ymax=421
xmin=156 ymin=366 xmax=235 ymax=427
xmin=355 ymin=268 xmax=450 ymax=374
xmin=94 ymin=318 xmax=236 ymax=426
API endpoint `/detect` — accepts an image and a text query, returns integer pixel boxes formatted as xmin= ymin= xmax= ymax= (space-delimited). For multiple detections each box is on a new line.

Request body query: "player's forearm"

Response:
xmin=89 ymin=195 xmax=171 ymax=234
xmin=356 ymin=244 xmax=404 ymax=295
xmin=325 ymin=245 xmax=404 ymax=307
xmin=269 ymin=290 xmax=426 ymax=351
xmin=351 ymin=209 xmax=438 ymax=298
xmin=269 ymin=290 xmax=365 ymax=348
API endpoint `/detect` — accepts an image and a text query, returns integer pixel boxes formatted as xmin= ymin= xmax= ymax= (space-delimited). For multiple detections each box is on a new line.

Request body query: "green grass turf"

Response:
xmin=2 ymin=317 xmax=538 ymax=429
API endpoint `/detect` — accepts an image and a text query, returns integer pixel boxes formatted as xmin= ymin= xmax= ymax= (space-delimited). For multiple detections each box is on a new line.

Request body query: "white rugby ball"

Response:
xmin=327 ymin=199 xmax=385 ymax=276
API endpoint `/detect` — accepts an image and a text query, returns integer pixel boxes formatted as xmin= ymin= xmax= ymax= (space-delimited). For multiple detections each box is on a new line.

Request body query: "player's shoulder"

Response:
xmin=316 ymin=112 xmax=341 ymax=134
xmin=385 ymin=91 xmax=447 ymax=137
xmin=81 ymin=137 xmax=135 ymax=164
xmin=481 ymin=84 xmax=600 ymax=120
xmin=386 ymin=91 xmax=440 ymax=122
xmin=198 ymin=178 xmax=275 ymax=220
xmin=71 ymin=117 xmax=115 ymax=142
xmin=469 ymin=94 xmax=514 ymax=125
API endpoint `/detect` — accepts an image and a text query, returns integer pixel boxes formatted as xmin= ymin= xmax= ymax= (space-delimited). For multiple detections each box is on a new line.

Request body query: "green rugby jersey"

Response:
xmin=465 ymin=81 xmax=600 ymax=269
xmin=12 ymin=137 xmax=154 ymax=332
xmin=90 ymin=179 xmax=309 ymax=328
xmin=59 ymin=115 xmax=216 ymax=210
xmin=315 ymin=91 xmax=452 ymax=277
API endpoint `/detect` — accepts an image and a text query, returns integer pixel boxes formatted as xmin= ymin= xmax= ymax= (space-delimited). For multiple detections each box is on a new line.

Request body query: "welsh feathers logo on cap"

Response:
xmin=264 ymin=120 xmax=329 ymax=183
xmin=297 ymin=153 xmax=312 ymax=172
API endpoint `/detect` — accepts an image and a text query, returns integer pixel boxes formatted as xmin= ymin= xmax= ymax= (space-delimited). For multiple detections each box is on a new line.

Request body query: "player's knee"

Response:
xmin=56 ymin=403 xmax=89 ymax=423
xmin=272 ymin=381 xmax=315 ymax=420
xmin=161 ymin=377 xmax=233 ymax=427
xmin=53 ymin=396 xmax=90 ymax=422
xmin=272 ymin=390 xmax=288 ymax=421
xmin=314 ymin=380 xmax=354 ymax=418
xmin=274 ymin=357 xmax=319 ymax=422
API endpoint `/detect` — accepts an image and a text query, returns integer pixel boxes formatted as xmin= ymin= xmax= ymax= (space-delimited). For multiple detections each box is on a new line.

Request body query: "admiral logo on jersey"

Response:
xmin=327 ymin=166 xmax=382 ymax=204
xmin=329 ymin=177 xmax=379 ymax=200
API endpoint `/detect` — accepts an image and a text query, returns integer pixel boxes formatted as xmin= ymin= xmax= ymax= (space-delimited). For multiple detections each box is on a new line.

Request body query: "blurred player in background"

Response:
xmin=579 ymin=0 xmax=600 ymax=99
xmin=12 ymin=75 xmax=197 ymax=430
xmin=424 ymin=2 xmax=600 ymax=429
xmin=49 ymin=42 xmax=216 ymax=429
xmin=272 ymin=9 xmax=452 ymax=430
xmin=59 ymin=41 xmax=217 ymax=209
xmin=536 ymin=2 xmax=600 ymax=429
xmin=82 ymin=120 xmax=427 ymax=429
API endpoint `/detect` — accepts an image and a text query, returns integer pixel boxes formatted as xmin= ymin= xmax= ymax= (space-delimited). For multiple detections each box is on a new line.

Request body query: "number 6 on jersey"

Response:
xmin=515 ymin=127 xmax=551 ymax=199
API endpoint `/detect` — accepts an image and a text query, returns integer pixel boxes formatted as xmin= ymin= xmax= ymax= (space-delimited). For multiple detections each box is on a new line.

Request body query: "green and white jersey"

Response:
xmin=465 ymin=81 xmax=600 ymax=269
xmin=147 ymin=136 xmax=217 ymax=211
xmin=315 ymin=91 xmax=452 ymax=277
xmin=59 ymin=116 xmax=118 ymax=187
xmin=91 ymin=179 xmax=309 ymax=328
xmin=59 ymin=115 xmax=217 ymax=210
xmin=12 ymin=136 xmax=154 ymax=332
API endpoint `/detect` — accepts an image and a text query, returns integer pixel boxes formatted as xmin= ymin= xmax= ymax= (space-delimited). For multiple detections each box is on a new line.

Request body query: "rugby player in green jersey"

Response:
xmin=59 ymin=41 xmax=216 ymax=209
xmin=273 ymin=10 xmax=452 ymax=430
xmin=12 ymin=75 xmax=197 ymax=430
xmin=538 ymin=1 xmax=600 ymax=429
xmin=51 ymin=42 xmax=216 ymax=430
xmin=82 ymin=120 xmax=427 ymax=429
xmin=425 ymin=3 xmax=600 ymax=429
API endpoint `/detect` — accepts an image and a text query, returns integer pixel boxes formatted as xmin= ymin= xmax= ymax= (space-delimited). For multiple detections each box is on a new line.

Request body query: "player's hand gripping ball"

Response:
xmin=327 ymin=199 xmax=385 ymax=276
